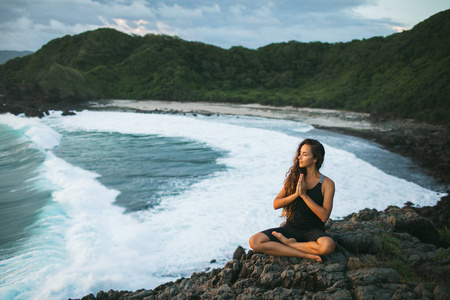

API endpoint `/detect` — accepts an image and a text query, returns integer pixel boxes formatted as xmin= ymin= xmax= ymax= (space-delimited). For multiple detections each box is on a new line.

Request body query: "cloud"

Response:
xmin=227 ymin=3 xmax=280 ymax=26
xmin=0 ymin=0 xmax=448 ymax=51
xmin=98 ymin=17 xmax=151 ymax=36
xmin=352 ymin=0 xmax=450 ymax=28
xmin=157 ymin=3 xmax=202 ymax=19
xmin=392 ymin=26 xmax=409 ymax=33
xmin=156 ymin=3 xmax=220 ymax=19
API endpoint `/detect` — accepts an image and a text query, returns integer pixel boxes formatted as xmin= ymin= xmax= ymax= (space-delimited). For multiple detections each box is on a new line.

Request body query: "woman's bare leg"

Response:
xmin=272 ymin=231 xmax=335 ymax=256
xmin=249 ymin=233 xmax=322 ymax=262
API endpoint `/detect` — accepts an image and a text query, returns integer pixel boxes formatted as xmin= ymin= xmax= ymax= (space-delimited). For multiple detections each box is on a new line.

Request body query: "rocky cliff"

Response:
xmin=78 ymin=202 xmax=450 ymax=300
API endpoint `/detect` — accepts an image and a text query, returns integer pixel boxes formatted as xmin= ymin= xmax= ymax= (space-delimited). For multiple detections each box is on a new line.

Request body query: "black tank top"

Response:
xmin=285 ymin=174 xmax=325 ymax=231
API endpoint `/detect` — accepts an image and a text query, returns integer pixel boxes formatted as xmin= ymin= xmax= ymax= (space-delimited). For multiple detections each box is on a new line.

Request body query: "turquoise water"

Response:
xmin=0 ymin=111 xmax=445 ymax=299
xmin=0 ymin=124 xmax=51 ymax=249
xmin=53 ymin=131 xmax=226 ymax=213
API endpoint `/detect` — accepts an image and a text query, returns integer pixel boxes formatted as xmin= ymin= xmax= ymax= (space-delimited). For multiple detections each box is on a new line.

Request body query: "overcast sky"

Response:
xmin=1 ymin=0 xmax=449 ymax=51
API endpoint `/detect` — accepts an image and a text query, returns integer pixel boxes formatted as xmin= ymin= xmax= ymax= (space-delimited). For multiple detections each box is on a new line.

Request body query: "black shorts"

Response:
xmin=261 ymin=226 xmax=329 ymax=243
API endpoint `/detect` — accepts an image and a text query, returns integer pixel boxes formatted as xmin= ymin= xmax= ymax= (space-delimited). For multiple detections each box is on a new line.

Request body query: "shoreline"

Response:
xmin=89 ymin=99 xmax=449 ymax=187
xmin=88 ymin=99 xmax=373 ymax=130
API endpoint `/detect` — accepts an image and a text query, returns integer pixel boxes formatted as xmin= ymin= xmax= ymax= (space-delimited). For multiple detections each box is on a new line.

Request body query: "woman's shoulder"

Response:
xmin=322 ymin=175 xmax=335 ymax=188
xmin=320 ymin=175 xmax=335 ymax=198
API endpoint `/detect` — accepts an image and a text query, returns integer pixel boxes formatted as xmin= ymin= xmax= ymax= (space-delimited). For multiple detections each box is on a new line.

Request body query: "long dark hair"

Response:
xmin=281 ymin=139 xmax=325 ymax=221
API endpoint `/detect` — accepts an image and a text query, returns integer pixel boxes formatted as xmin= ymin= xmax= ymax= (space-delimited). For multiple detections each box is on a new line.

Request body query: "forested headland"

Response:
xmin=0 ymin=9 xmax=449 ymax=124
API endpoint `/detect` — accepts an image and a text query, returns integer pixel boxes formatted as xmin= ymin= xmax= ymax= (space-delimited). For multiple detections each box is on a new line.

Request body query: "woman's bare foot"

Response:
xmin=312 ymin=255 xmax=322 ymax=262
xmin=272 ymin=231 xmax=297 ymax=245
xmin=297 ymin=250 xmax=322 ymax=262
xmin=272 ymin=231 xmax=322 ymax=262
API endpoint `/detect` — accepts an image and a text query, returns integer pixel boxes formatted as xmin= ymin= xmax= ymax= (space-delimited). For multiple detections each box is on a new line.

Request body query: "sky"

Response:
xmin=1 ymin=0 xmax=449 ymax=51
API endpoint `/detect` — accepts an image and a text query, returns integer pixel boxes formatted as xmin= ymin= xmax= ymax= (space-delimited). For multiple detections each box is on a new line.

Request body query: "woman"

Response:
xmin=249 ymin=139 xmax=335 ymax=262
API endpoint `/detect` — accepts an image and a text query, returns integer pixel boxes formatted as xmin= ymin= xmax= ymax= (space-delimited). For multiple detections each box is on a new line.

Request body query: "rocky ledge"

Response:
xmin=78 ymin=202 xmax=450 ymax=300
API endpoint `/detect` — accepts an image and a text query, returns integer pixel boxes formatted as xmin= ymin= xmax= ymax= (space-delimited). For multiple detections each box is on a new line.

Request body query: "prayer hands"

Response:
xmin=296 ymin=173 xmax=306 ymax=197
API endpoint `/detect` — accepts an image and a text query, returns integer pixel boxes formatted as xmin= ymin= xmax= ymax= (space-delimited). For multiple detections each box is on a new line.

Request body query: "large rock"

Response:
xmin=78 ymin=206 xmax=450 ymax=300
xmin=385 ymin=207 xmax=440 ymax=244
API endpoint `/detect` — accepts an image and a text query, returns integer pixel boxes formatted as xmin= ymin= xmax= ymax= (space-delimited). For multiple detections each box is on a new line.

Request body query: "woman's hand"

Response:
xmin=296 ymin=174 xmax=306 ymax=197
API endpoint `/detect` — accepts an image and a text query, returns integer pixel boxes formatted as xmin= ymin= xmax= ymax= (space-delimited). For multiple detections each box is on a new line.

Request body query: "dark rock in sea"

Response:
xmin=3 ymin=106 xmax=24 ymax=116
xmin=0 ymin=104 xmax=49 ymax=118
xmin=233 ymin=246 xmax=246 ymax=260
xmin=24 ymin=107 xmax=49 ymax=118
xmin=62 ymin=110 xmax=76 ymax=116
xmin=78 ymin=205 xmax=450 ymax=300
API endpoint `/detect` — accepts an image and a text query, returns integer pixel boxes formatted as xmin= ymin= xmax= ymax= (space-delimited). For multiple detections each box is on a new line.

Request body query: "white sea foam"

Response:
xmin=0 ymin=113 xmax=61 ymax=150
xmin=0 ymin=111 xmax=444 ymax=299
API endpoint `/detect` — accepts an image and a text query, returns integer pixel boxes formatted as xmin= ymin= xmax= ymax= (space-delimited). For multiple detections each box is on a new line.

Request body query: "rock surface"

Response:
xmin=77 ymin=206 xmax=450 ymax=300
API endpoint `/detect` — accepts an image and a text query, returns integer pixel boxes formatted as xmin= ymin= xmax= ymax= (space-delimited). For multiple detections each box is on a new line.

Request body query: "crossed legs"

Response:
xmin=249 ymin=231 xmax=335 ymax=262
xmin=271 ymin=231 xmax=335 ymax=256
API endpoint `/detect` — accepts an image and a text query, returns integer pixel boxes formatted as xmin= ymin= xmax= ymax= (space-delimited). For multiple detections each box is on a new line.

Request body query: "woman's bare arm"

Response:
xmin=273 ymin=185 xmax=298 ymax=210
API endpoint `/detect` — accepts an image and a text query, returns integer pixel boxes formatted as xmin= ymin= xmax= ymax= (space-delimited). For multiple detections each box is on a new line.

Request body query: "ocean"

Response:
xmin=0 ymin=110 xmax=445 ymax=299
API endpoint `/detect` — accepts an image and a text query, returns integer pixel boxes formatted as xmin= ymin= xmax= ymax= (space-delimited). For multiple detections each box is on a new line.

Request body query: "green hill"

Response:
xmin=0 ymin=9 xmax=449 ymax=124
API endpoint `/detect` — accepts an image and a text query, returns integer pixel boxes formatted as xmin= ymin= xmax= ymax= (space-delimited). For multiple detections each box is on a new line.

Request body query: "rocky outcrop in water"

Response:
xmin=78 ymin=205 xmax=450 ymax=300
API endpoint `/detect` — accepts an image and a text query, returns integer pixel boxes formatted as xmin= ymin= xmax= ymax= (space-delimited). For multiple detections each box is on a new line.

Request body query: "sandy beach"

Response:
xmin=88 ymin=99 xmax=373 ymax=130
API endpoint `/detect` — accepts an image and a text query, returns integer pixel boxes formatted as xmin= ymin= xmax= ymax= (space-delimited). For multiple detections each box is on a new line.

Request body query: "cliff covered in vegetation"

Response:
xmin=1 ymin=10 xmax=449 ymax=124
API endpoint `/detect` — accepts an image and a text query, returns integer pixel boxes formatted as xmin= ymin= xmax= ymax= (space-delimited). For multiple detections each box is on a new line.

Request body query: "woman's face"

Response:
xmin=298 ymin=144 xmax=317 ymax=168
